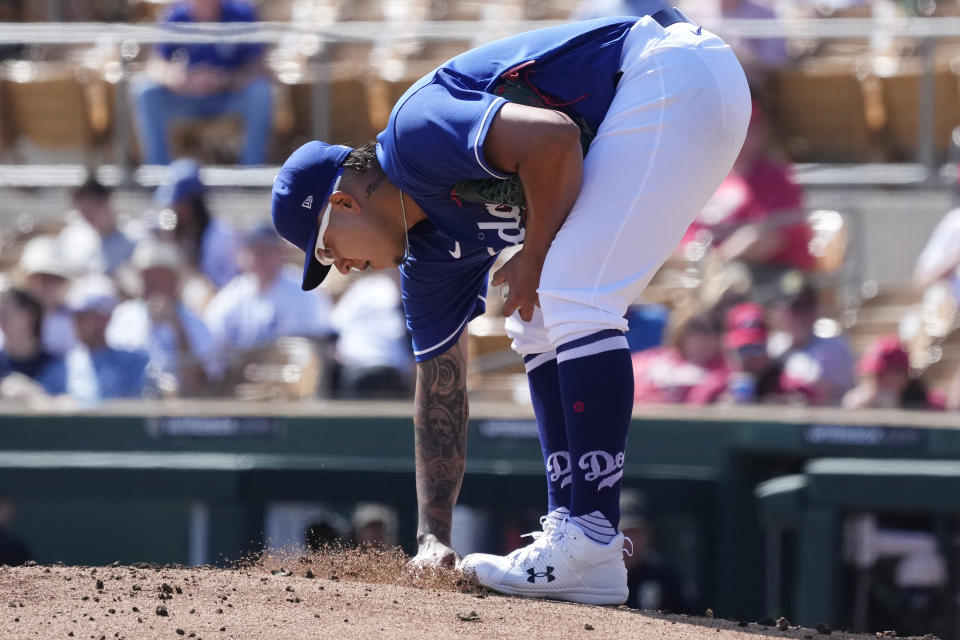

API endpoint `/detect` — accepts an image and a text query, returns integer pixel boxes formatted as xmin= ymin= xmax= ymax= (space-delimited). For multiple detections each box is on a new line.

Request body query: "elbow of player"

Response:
xmin=545 ymin=112 xmax=581 ymax=149
xmin=526 ymin=114 xmax=581 ymax=167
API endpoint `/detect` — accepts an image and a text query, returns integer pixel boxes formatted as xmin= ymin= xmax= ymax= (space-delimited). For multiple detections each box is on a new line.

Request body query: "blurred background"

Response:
xmin=4 ymin=0 xmax=960 ymax=637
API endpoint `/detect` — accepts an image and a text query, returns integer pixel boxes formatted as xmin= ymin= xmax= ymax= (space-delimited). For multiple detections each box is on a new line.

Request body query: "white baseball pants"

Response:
xmin=506 ymin=16 xmax=752 ymax=354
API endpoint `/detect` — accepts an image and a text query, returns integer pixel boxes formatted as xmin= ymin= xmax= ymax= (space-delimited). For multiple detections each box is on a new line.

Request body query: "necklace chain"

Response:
xmin=399 ymin=188 xmax=410 ymax=263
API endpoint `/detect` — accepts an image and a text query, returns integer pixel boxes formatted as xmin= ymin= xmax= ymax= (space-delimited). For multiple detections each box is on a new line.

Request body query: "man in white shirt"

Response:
xmin=914 ymin=206 xmax=960 ymax=303
xmin=330 ymin=272 xmax=413 ymax=398
xmin=204 ymin=223 xmax=335 ymax=354
xmin=107 ymin=240 xmax=219 ymax=396
xmin=60 ymin=176 xmax=136 ymax=277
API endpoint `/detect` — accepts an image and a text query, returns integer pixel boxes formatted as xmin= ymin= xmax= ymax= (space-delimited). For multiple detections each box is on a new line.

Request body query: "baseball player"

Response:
xmin=272 ymin=9 xmax=750 ymax=605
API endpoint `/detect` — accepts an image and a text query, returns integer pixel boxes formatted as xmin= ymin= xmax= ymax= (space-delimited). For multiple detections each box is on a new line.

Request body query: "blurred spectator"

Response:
xmin=632 ymin=307 xmax=726 ymax=404
xmin=107 ymin=241 xmax=219 ymax=397
xmin=680 ymin=102 xmax=812 ymax=300
xmin=0 ymin=287 xmax=66 ymax=400
xmin=17 ymin=235 xmax=77 ymax=358
xmin=351 ymin=503 xmax=399 ymax=549
xmin=0 ymin=498 xmax=31 ymax=566
xmin=768 ymin=273 xmax=855 ymax=405
xmin=129 ymin=0 xmax=272 ymax=165
xmin=329 ymin=273 xmax=413 ymax=399
xmin=59 ymin=176 xmax=137 ymax=277
xmin=204 ymin=222 xmax=334 ymax=354
xmin=152 ymin=158 xmax=240 ymax=289
xmin=913 ymin=205 xmax=960 ymax=308
xmin=65 ymin=276 xmax=149 ymax=402
xmin=620 ymin=489 xmax=691 ymax=613
xmin=691 ymin=302 xmax=810 ymax=404
xmin=843 ymin=336 xmax=943 ymax=410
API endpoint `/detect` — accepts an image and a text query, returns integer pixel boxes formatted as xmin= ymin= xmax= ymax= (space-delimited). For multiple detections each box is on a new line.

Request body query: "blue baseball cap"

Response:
xmin=154 ymin=158 xmax=205 ymax=207
xmin=271 ymin=141 xmax=353 ymax=291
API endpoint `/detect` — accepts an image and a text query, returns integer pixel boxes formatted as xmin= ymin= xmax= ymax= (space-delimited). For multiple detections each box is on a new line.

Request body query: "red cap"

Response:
xmin=859 ymin=335 xmax=909 ymax=375
xmin=725 ymin=302 xmax=768 ymax=350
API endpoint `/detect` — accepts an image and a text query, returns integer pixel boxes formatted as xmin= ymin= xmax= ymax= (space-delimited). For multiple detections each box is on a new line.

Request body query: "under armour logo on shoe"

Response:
xmin=526 ymin=566 xmax=555 ymax=583
xmin=302 ymin=195 xmax=314 ymax=209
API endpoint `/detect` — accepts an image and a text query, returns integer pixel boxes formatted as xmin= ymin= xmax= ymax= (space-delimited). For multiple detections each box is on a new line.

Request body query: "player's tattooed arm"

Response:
xmin=412 ymin=331 xmax=469 ymax=556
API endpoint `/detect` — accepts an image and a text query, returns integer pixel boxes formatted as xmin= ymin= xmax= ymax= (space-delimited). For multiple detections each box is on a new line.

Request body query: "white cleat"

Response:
xmin=459 ymin=517 xmax=628 ymax=605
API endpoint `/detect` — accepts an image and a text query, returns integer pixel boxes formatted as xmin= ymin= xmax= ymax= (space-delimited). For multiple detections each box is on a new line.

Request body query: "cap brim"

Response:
xmin=300 ymin=222 xmax=331 ymax=291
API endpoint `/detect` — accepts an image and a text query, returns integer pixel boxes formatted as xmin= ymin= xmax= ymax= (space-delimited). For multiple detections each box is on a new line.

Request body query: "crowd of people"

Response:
xmin=628 ymin=276 xmax=946 ymax=410
xmin=0 ymin=161 xmax=414 ymax=403
xmin=0 ymin=96 xmax=957 ymax=409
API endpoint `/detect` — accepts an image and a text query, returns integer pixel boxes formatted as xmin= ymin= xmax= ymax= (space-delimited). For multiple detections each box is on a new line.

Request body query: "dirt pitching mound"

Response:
xmin=0 ymin=547 xmax=941 ymax=640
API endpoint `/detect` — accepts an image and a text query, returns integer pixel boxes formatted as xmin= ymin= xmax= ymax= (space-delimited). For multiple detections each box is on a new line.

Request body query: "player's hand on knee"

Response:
xmin=407 ymin=534 xmax=460 ymax=571
xmin=491 ymin=249 xmax=541 ymax=322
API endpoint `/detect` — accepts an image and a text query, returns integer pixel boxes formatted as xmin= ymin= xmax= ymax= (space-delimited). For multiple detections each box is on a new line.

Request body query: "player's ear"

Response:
xmin=329 ymin=190 xmax=362 ymax=215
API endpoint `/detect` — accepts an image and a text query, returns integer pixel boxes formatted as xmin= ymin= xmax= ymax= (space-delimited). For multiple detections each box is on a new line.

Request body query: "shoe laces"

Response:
xmin=623 ymin=535 xmax=634 ymax=558
xmin=509 ymin=515 xmax=569 ymax=567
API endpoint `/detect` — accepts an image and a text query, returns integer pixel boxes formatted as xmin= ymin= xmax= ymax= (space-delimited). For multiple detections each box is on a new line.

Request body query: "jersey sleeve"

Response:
xmin=386 ymin=76 xmax=512 ymax=193
xmin=400 ymin=222 xmax=498 ymax=362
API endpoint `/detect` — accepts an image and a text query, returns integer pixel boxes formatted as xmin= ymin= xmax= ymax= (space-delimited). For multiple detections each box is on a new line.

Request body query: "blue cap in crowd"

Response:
xmin=154 ymin=158 xmax=206 ymax=208
xmin=271 ymin=141 xmax=353 ymax=291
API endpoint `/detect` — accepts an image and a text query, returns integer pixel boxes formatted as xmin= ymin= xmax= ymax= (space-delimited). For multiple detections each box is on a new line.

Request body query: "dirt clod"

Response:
xmin=776 ymin=617 xmax=790 ymax=631
xmin=585 ymin=623 xmax=595 ymax=631
xmin=155 ymin=605 xmax=168 ymax=617
xmin=457 ymin=611 xmax=480 ymax=622
xmin=816 ymin=623 xmax=832 ymax=635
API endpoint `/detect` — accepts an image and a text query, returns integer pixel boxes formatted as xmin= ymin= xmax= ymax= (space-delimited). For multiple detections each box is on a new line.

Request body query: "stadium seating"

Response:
xmin=877 ymin=60 xmax=960 ymax=162
xmin=0 ymin=60 xmax=113 ymax=162
xmin=773 ymin=60 xmax=887 ymax=162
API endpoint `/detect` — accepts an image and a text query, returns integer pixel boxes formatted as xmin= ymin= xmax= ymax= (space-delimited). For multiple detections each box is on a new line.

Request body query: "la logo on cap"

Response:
xmin=301 ymin=195 xmax=314 ymax=209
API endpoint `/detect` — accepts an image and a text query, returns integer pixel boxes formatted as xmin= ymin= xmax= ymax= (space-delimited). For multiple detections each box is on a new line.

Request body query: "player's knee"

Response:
xmin=539 ymin=294 xmax=627 ymax=349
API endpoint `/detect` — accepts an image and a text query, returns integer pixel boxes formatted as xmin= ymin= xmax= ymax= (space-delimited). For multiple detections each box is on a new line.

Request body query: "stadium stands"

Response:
xmin=0 ymin=3 xmax=958 ymax=407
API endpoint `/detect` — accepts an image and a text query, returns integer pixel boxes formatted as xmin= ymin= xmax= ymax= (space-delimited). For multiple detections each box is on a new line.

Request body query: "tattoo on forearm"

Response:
xmin=414 ymin=341 xmax=468 ymax=545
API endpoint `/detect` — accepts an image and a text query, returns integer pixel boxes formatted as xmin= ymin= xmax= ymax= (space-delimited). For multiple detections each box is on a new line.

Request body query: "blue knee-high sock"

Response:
xmin=556 ymin=330 xmax=634 ymax=544
xmin=525 ymin=352 xmax=571 ymax=521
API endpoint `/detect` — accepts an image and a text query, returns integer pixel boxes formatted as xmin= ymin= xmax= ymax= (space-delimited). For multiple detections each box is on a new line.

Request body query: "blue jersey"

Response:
xmin=157 ymin=1 xmax=263 ymax=70
xmin=377 ymin=18 xmax=639 ymax=361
